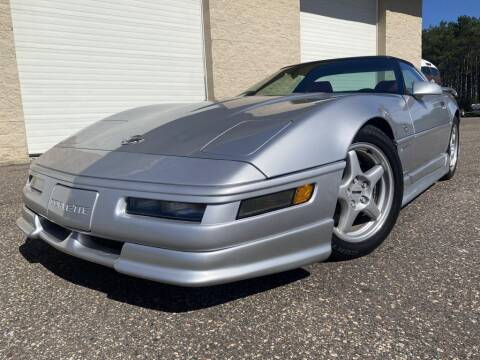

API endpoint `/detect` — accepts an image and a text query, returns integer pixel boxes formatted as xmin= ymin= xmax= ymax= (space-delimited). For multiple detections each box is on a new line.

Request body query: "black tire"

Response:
xmin=441 ymin=118 xmax=460 ymax=181
xmin=331 ymin=125 xmax=403 ymax=260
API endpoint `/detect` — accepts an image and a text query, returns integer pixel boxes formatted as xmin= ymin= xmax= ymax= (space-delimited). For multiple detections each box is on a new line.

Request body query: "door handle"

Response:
xmin=440 ymin=101 xmax=447 ymax=110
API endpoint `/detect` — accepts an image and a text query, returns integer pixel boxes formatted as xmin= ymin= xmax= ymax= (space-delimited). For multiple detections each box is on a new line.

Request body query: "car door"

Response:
xmin=399 ymin=62 xmax=451 ymax=180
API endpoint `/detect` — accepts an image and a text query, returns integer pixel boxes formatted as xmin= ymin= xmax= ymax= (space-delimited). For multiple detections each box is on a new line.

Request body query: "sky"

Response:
xmin=423 ymin=0 xmax=480 ymax=28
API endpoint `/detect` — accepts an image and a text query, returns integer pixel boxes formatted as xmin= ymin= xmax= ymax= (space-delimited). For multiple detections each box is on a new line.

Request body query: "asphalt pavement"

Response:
xmin=0 ymin=118 xmax=479 ymax=359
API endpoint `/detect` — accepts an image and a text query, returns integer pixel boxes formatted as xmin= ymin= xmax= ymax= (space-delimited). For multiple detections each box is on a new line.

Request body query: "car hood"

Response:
xmin=58 ymin=94 xmax=339 ymax=159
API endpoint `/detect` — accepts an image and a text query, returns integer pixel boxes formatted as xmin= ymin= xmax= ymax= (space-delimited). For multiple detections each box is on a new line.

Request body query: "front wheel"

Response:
xmin=331 ymin=126 xmax=403 ymax=260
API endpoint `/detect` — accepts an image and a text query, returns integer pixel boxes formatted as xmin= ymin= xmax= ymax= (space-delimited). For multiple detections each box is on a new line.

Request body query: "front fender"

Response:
xmin=445 ymin=94 xmax=460 ymax=121
xmin=249 ymin=94 xmax=412 ymax=178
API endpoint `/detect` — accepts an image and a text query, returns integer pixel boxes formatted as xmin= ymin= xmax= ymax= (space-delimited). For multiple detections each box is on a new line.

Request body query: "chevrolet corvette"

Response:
xmin=17 ymin=56 xmax=460 ymax=286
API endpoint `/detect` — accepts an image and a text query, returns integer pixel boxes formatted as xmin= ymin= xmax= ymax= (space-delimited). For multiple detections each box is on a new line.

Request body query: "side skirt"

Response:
xmin=402 ymin=154 xmax=449 ymax=207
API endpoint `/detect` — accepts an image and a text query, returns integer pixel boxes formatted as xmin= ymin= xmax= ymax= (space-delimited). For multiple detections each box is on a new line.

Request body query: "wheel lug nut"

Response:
xmin=350 ymin=200 xmax=356 ymax=208
xmin=360 ymin=196 xmax=368 ymax=204
xmin=361 ymin=182 xmax=368 ymax=189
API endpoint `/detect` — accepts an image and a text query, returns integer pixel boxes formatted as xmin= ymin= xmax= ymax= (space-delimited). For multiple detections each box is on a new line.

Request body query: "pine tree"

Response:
xmin=423 ymin=16 xmax=480 ymax=111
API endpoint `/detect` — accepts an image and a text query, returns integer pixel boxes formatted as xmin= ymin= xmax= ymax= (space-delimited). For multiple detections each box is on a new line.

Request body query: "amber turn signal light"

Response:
xmin=293 ymin=184 xmax=314 ymax=205
xmin=237 ymin=183 xmax=315 ymax=219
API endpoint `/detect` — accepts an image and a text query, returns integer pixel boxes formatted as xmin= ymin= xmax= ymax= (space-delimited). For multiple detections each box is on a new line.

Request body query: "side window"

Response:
xmin=400 ymin=62 xmax=425 ymax=94
xmin=315 ymin=70 xmax=397 ymax=93
xmin=421 ymin=66 xmax=432 ymax=77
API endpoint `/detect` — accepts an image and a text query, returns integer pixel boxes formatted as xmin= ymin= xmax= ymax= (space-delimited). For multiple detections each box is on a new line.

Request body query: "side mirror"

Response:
xmin=413 ymin=81 xmax=443 ymax=97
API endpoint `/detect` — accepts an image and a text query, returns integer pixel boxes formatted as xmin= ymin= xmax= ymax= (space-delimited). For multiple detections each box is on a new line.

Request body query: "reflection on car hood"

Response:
xmin=58 ymin=93 xmax=340 ymax=159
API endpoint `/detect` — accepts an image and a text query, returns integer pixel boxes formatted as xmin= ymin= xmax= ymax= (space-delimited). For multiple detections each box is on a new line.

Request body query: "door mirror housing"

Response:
xmin=413 ymin=81 xmax=443 ymax=97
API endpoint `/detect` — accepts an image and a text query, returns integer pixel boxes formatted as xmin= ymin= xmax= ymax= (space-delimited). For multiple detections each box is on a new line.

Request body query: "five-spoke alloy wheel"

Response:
xmin=331 ymin=125 xmax=403 ymax=259
xmin=334 ymin=143 xmax=394 ymax=244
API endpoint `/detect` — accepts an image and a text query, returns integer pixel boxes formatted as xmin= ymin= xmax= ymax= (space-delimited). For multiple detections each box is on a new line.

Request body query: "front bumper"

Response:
xmin=17 ymin=161 xmax=344 ymax=286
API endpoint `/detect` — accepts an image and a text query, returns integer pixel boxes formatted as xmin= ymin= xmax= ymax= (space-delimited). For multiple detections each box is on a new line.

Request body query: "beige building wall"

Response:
xmin=0 ymin=0 xmax=28 ymax=164
xmin=378 ymin=0 xmax=423 ymax=68
xmin=203 ymin=0 xmax=301 ymax=100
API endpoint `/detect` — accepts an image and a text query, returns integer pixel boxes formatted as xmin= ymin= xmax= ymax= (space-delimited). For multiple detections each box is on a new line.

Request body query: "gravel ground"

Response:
xmin=1 ymin=118 xmax=479 ymax=360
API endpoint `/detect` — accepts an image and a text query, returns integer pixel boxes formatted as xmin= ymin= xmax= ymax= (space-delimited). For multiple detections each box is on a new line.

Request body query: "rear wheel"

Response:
xmin=441 ymin=118 xmax=460 ymax=181
xmin=331 ymin=126 xmax=403 ymax=259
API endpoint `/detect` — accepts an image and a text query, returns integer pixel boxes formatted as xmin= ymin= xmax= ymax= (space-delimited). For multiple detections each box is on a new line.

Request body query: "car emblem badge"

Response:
xmin=122 ymin=135 xmax=145 ymax=145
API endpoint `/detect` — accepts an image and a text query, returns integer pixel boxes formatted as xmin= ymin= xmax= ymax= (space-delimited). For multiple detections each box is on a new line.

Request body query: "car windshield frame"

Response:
xmin=243 ymin=57 xmax=406 ymax=97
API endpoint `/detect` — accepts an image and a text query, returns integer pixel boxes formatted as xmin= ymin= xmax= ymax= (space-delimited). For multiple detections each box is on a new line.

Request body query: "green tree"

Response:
xmin=423 ymin=16 xmax=480 ymax=110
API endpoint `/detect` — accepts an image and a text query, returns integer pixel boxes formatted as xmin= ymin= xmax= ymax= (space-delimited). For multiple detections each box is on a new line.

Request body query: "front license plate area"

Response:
xmin=47 ymin=185 xmax=98 ymax=231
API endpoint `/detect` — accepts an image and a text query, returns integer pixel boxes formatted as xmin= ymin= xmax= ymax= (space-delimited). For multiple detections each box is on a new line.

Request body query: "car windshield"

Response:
xmin=244 ymin=58 xmax=401 ymax=96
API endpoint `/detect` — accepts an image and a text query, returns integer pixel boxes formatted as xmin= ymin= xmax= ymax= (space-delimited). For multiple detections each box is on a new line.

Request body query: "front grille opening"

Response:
xmin=79 ymin=235 xmax=124 ymax=255
xmin=39 ymin=217 xmax=71 ymax=241
xmin=38 ymin=216 xmax=123 ymax=255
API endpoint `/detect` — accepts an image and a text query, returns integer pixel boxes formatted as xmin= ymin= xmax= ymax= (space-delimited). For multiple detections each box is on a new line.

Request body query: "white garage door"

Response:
xmin=11 ymin=0 xmax=206 ymax=154
xmin=300 ymin=0 xmax=377 ymax=62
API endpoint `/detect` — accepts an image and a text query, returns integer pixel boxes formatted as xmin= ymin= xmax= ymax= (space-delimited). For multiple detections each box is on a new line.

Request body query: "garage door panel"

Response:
xmin=301 ymin=0 xmax=377 ymax=62
xmin=301 ymin=0 xmax=376 ymax=24
xmin=14 ymin=38 xmax=203 ymax=58
xmin=11 ymin=14 xmax=204 ymax=44
xmin=15 ymin=71 xmax=205 ymax=83
xmin=13 ymin=27 xmax=204 ymax=49
xmin=13 ymin=0 xmax=202 ymax=28
xmin=17 ymin=54 xmax=205 ymax=68
xmin=12 ymin=13 xmax=202 ymax=36
xmin=11 ymin=0 xmax=206 ymax=154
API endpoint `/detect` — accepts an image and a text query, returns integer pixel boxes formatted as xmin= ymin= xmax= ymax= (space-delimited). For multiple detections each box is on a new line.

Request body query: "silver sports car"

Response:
xmin=17 ymin=56 xmax=460 ymax=286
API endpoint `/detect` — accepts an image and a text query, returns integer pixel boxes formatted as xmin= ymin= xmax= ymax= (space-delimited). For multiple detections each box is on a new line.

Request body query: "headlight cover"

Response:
xmin=126 ymin=198 xmax=206 ymax=222
xmin=237 ymin=184 xmax=314 ymax=219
